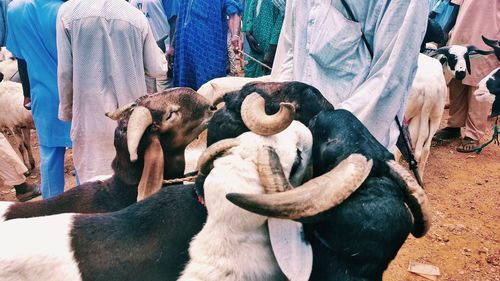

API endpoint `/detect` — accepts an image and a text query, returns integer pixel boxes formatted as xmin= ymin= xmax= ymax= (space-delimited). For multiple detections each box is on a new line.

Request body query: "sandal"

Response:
xmin=16 ymin=184 xmax=42 ymax=202
xmin=456 ymin=137 xmax=480 ymax=153
xmin=433 ymin=127 xmax=461 ymax=142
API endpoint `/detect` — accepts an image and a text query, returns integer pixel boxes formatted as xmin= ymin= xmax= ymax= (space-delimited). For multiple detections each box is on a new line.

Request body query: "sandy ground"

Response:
xmin=0 ymin=110 xmax=499 ymax=281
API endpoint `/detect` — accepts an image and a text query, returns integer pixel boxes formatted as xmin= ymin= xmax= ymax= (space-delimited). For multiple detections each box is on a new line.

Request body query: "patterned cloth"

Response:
xmin=57 ymin=0 xmax=167 ymax=182
xmin=271 ymin=0 xmax=427 ymax=150
xmin=173 ymin=0 xmax=242 ymax=90
xmin=242 ymin=0 xmax=284 ymax=77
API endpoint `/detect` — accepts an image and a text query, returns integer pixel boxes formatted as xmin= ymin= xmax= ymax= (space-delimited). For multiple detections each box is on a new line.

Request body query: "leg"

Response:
xmin=0 ymin=132 xmax=27 ymax=186
xmin=434 ymin=79 xmax=467 ymax=141
xmin=39 ymin=145 xmax=66 ymax=199
xmin=463 ymin=85 xmax=492 ymax=141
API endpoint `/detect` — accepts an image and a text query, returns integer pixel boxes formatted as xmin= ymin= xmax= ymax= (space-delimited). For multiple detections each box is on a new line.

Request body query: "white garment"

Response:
xmin=0 ymin=132 xmax=27 ymax=186
xmin=57 ymin=0 xmax=167 ymax=182
xmin=271 ymin=0 xmax=427 ymax=150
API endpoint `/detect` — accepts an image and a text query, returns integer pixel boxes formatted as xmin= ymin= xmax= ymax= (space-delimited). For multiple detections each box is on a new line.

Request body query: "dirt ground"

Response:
xmin=0 ymin=110 xmax=498 ymax=281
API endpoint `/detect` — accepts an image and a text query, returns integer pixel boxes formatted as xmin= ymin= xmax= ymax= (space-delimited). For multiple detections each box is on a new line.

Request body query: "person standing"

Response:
xmin=271 ymin=0 xmax=427 ymax=151
xmin=432 ymin=0 xmax=499 ymax=152
xmin=6 ymin=0 xmax=72 ymax=199
xmin=57 ymin=0 xmax=167 ymax=183
xmin=173 ymin=0 xmax=243 ymax=90
xmin=242 ymin=0 xmax=284 ymax=77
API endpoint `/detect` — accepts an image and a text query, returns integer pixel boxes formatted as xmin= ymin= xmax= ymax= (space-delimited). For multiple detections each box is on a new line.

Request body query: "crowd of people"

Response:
xmin=0 ymin=0 xmax=497 ymax=201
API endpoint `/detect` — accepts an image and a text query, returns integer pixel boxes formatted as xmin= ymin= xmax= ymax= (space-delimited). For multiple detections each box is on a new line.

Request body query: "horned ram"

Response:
xmin=0 ymin=88 xmax=214 ymax=221
xmin=228 ymin=109 xmax=432 ymax=281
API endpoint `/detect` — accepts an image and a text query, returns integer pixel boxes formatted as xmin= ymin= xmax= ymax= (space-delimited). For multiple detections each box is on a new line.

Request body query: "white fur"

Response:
xmin=474 ymin=67 xmax=499 ymax=103
xmin=0 ymin=81 xmax=35 ymax=169
xmin=396 ymin=54 xmax=447 ymax=178
xmin=0 ymin=213 xmax=82 ymax=281
xmin=179 ymin=121 xmax=312 ymax=281
xmin=0 ymin=201 xmax=14 ymax=222
xmin=0 ymin=57 xmax=20 ymax=82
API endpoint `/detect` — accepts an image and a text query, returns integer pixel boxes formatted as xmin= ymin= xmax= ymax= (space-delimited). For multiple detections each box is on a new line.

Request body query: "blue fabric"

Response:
xmin=6 ymin=0 xmax=72 ymax=148
xmin=161 ymin=0 xmax=180 ymax=19
xmin=39 ymin=145 xmax=66 ymax=199
xmin=173 ymin=0 xmax=242 ymax=89
xmin=430 ymin=0 xmax=455 ymax=29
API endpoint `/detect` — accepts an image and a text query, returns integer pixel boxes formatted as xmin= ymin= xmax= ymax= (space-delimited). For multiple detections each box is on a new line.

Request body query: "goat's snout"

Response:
xmin=455 ymin=71 xmax=466 ymax=80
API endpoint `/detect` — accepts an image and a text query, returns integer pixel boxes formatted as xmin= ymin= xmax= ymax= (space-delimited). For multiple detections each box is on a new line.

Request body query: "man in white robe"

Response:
xmin=57 ymin=0 xmax=167 ymax=183
xmin=271 ymin=0 xmax=428 ymax=151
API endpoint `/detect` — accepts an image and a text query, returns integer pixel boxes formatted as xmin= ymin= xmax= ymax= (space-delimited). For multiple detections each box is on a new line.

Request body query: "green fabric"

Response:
xmin=243 ymin=0 xmax=284 ymax=77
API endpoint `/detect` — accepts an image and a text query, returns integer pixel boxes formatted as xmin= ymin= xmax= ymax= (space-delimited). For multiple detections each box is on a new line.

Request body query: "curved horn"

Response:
xmin=105 ymin=102 xmax=136 ymax=120
xmin=227 ymin=154 xmax=373 ymax=219
xmin=241 ymin=93 xmax=295 ymax=136
xmin=481 ymin=35 xmax=499 ymax=48
xmin=212 ymin=94 xmax=225 ymax=107
xmin=197 ymin=138 xmax=241 ymax=176
xmin=256 ymin=146 xmax=293 ymax=194
xmin=386 ymin=160 xmax=431 ymax=238
xmin=127 ymin=106 xmax=153 ymax=162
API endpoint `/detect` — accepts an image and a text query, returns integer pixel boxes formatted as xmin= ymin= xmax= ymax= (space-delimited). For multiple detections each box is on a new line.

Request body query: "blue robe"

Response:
xmin=173 ymin=0 xmax=242 ymax=90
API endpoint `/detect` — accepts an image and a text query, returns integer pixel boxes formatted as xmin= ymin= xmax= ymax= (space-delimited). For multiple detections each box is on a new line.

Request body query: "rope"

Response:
xmin=8 ymin=70 xmax=19 ymax=81
xmin=239 ymin=50 xmax=272 ymax=71
xmin=471 ymin=116 xmax=499 ymax=154
xmin=163 ymin=175 xmax=197 ymax=184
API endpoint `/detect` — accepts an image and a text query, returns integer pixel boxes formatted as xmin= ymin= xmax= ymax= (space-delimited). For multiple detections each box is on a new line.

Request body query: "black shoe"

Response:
xmin=432 ymin=127 xmax=461 ymax=142
xmin=14 ymin=183 xmax=42 ymax=202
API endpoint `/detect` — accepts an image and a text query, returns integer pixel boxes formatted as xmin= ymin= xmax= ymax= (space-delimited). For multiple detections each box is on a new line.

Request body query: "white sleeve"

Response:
xmin=56 ymin=10 xmax=74 ymax=122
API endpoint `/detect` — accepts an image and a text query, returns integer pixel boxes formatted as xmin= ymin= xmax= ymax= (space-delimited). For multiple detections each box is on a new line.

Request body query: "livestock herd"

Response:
xmin=0 ymin=37 xmax=498 ymax=281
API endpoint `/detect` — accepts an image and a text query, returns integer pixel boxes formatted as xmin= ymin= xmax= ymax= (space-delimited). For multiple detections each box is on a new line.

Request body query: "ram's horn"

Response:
xmin=197 ymin=138 xmax=241 ymax=176
xmin=137 ymin=134 xmax=164 ymax=201
xmin=256 ymin=146 xmax=293 ymax=193
xmin=105 ymin=102 xmax=136 ymax=120
xmin=127 ymin=106 xmax=153 ymax=162
xmin=227 ymin=154 xmax=373 ymax=219
xmin=386 ymin=160 xmax=432 ymax=238
xmin=241 ymin=93 xmax=295 ymax=136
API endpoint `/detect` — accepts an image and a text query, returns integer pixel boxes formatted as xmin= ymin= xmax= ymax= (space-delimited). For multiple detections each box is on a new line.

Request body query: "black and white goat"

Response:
xmin=228 ymin=109 xmax=431 ymax=281
xmin=475 ymin=36 xmax=500 ymax=117
xmin=429 ymin=45 xmax=492 ymax=83
xmin=179 ymin=120 xmax=314 ymax=281
xmin=0 ymin=88 xmax=215 ymax=221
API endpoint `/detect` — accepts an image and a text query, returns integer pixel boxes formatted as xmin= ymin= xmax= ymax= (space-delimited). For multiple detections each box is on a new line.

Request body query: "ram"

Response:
xmin=0 ymin=88 xmax=214 ymax=221
xmin=0 ymin=80 xmax=35 ymax=171
xmin=228 ymin=109 xmax=432 ymax=281
xmin=0 ymin=116 xmax=312 ymax=281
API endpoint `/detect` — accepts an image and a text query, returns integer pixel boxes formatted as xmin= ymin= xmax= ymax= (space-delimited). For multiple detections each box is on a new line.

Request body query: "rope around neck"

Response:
xmin=163 ymin=175 xmax=197 ymax=184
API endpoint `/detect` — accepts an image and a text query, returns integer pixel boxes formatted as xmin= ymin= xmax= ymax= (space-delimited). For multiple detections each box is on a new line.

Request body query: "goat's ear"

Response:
xmin=157 ymin=104 xmax=181 ymax=132
xmin=137 ymin=134 xmax=164 ymax=201
xmin=435 ymin=46 xmax=450 ymax=55
xmin=467 ymin=45 xmax=493 ymax=55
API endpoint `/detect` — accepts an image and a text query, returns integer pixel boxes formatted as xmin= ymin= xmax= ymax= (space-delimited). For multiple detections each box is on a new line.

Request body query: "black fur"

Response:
xmin=70 ymin=184 xmax=207 ymax=281
xmin=305 ymin=110 xmax=414 ymax=281
xmin=486 ymin=69 xmax=500 ymax=117
xmin=207 ymin=81 xmax=333 ymax=145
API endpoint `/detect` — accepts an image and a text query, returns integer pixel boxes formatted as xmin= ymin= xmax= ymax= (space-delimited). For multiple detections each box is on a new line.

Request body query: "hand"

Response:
xmin=23 ymin=97 xmax=31 ymax=110
xmin=230 ymin=35 xmax=242 ymax=54
xmin=245 ymin=32 xmax=264 ymax=54
xmin=263 ymin=44 xmax=277 ymax=67
xmin=166 ymin=47 xmax=174 ymax=78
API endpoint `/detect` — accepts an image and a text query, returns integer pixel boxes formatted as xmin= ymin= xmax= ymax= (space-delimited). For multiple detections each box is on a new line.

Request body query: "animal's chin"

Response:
xmin=455 ymin=72 xmax=466 ymax=80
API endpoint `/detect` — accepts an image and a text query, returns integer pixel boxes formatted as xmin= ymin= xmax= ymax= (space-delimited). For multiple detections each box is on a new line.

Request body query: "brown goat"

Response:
xmin=1 ymin=88 xmax=215 ymax=221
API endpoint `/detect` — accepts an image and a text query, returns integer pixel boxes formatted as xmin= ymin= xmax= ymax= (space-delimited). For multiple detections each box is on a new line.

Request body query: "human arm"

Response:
xmin=263 ymin=7 xmax=285 ymax=66
xmin=17 ymin=58 xmax=31 ymax=109
xmin=56 ymin=11 xmax=74 ymax=122
xmin=143 ymin=23 xmax=168 ymax=78
xmin=224 ymin=0 xmax=243 ymax=52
